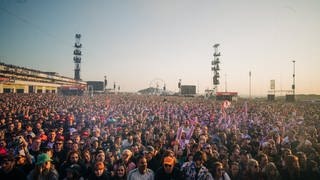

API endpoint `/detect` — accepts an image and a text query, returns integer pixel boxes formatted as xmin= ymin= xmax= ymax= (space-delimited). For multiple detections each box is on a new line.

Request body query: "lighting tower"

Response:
xmin=104 ymin=75 xmax=107 ymax=91
xmin=73 ymin=34 xmax=82 ymax=80
xmin=211 ymin=44 xmax=221 ymax=95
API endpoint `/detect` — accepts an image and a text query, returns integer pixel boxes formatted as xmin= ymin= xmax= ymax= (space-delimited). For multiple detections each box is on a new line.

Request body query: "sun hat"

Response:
xmin=36 ymin=153 xmax=52 ymax=165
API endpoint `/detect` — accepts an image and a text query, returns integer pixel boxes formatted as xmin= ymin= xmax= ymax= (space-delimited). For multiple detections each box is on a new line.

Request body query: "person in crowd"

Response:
xmin=65 ymin=139 xmax=74 ymax=154
xmin=306 ymin=160 xmax=320 ymax=180
xmin=144 ymin=145 xmax=160 ymax=172
xmin=45 ymin=129 xmax=57 ymax=149
xmin=242 ymin=158 xmax=264 ymax=180
xmin=94 ymin=149 xmax=106 ymax=164
xmin=0 ymin=139 xmax=8 ymax=156
xmin=110 ymin=136 xmax=122 ymax=159
xmin=228 ymin=161 xmax=241 ymax=180
xmin=296 ymin=151 xmax=308 ymax=177
xmin=52 ymin=137 xmax=66 ymax=171
xmin=63 ymin=164 xmax=84 ymax=180
xmin=81 ymin=149 xmax=93 ymax=179
xmin=105 ymin=151 xmax=115 ymax=175
xmin=122 ymin=132 xmax=134 ymax=150
xmin=88 ymin=161 xmax=111 ymax=180
xmin=219 ymin=154 xmax=230 ymax=174
xmin=129 ymin=143 xmax=140 ymax=163
xmin=29 ymin=136 xmax=42 ymax=161
xmin=203 ymin=143 xmax=218 ymax=171
xmin=5 ymin=123 xmax=15 ymax=142
xmin=229 ymin=145 xmax=240 ymax=163
xmin=263 ymin=162 xmax=281 ymax=180
xmin=176 ymin=123 xmax=195 ymax=150
xmin=210 ymin=161 xmax=230 ymax=180
xmin=113 ymin=149 xmax=136 ymax=174
xmin=181 ymin=151 xmax=213 ymax=180
xmin=112 ymin=163 xmax=127 ymax=180
xmin=59 ymin=150 xmax=86 ymax=179
xmin=257 ymin=152 xmax=269 ymax=173
xmin=238 ymin=150 xmax=250 ymax=177
xmin=155 ymin=155 xmax=182 ymax=180
xmin=27 ymin=153 xmax=59 ymax=180
xmin=15 ymin=120 xmax=24 ymax=135
xmin=0 ymin=154 xmax=26 ymax=180
xmin=15 ymin=153 xmax=33 ymax=176
xmin=280 ymin=154 xmax=302 ymax=180
xmin=127 ymin=155 xmax=154 ymax=180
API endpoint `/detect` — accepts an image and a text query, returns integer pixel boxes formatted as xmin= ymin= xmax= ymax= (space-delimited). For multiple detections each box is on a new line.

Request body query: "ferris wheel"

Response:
xmin=149 ymin=78 xmax=166 ymax=94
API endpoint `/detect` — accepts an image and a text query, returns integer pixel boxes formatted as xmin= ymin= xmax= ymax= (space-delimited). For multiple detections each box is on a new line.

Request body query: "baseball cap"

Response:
xmin=163 ymin=156 xmax=175 ymax=166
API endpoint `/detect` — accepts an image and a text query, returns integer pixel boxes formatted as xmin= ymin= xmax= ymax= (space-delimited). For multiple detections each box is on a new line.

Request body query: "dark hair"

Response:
xmin=211 ymin=161 xmax=223 ymax=177
xmin=136 ymin=155 xmax=146 ymax=163
xmin=0 ymin=154 xmax=15 ymax=163
xmin=67 ymin=151 xmax=81 ymax=162
xmin=230 ymin=161 xmax=239 ymax=166
xmin=66 ymin=164 xmax=81 ymax=177
xmin=193 ymin=151 xmax=207 ymax=162
xmin=115 ymin=162 xmax=128 ymax=177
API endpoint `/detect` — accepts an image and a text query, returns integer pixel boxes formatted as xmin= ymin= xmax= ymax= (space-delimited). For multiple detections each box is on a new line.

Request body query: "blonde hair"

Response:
xmin=122 ymin=149 xmax=133 ymax=158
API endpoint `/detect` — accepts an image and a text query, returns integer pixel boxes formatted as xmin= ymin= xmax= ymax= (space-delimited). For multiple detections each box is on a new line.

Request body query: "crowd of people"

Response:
xmin=0 ymin=93 xmax=319 ymax=180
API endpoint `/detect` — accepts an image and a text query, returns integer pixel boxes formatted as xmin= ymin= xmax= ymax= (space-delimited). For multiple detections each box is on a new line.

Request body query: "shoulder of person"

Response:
xmin=49 ymin=168 xmax=59 ymax=179
xmin=128 ymin=168 xmax=138 ymax=175
xmin=205 ymin=172 xmax=213 ymax=180
xmin=223 ymin=172 xmax=231 ymax=180
xmin=155 ymin=166 xmax=164 ymax=173
xmin=147 ymin=168 xmax=154 ymax=174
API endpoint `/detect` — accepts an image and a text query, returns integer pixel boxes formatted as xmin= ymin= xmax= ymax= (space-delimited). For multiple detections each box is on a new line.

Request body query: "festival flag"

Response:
xmin=176 ymin=126 xmax=183 ymax=140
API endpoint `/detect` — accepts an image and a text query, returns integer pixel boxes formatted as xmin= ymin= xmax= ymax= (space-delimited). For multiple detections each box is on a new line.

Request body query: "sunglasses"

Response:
xmin=95 ymin=168 xmax=104 ymax=171
xmin=164 ymin=164 xmax=172 ymax=167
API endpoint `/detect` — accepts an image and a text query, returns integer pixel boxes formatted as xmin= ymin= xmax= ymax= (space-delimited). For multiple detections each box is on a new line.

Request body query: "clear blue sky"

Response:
xmin=1 ymin=0 xmax=319 ymax=96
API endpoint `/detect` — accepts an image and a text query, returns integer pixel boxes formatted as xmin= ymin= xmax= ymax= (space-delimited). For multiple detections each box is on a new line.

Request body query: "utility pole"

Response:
xmin=249 ymin=71 xmax=252 ymax=99
xmin=292 ymin=60 xmax=296 ymax=101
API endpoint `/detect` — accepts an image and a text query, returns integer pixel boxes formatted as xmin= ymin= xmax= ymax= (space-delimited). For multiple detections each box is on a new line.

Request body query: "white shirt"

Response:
xmin=127 ymin=168 xmax=154 ymax=180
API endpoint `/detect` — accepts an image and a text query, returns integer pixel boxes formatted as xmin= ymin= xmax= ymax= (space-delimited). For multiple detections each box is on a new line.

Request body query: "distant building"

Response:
xmin=0 ymin=62 xmax=86 ymax=94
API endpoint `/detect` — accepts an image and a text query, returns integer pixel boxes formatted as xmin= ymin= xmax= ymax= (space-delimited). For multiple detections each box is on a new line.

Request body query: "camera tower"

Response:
xmin=211 ymin=44 xmax=221 ymax=95
xmin=73 ymin=34 xmax=82 ymax=80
